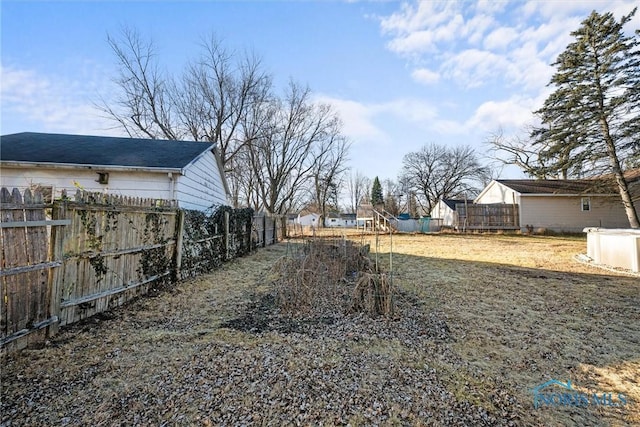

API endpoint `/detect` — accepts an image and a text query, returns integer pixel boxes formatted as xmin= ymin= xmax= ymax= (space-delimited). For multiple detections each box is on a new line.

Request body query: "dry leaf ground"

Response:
xmin=1 ymin=231 xmax=638 ymax=426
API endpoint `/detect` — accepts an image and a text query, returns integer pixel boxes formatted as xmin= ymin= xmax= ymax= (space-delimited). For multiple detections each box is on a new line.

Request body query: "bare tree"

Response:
xmin=346 ymin=171 xmax=370 ymax=214
xmin=101 ymin=29 xmax=350 ymax=216
xmin=101 ymin=27 xmax=179 ymax=140
xmin=100 ymin=28 xmax=272 ymax=174
xmin=310 ymin=122 xmax=349 ymax=226
xmin=181 ymin=37 xmax=272 ymax=166
xmin=247 ymin=81 xmax=343 ymax=215
xmin=486 ymin=128 xmax=588 ymax=179
xmin=400 ymin=143 xmax=489 ymax=214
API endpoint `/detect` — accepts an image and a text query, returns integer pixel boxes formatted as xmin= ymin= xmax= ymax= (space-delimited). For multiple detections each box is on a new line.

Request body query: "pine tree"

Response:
xmin=370 ymin=176 xmax=384 ymax=206
xmin=532 ymin=8 xmax=640 ymax=228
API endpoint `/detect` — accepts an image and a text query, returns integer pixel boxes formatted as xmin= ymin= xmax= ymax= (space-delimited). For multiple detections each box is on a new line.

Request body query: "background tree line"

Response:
xmin=100 ymin=28 xmax=495 ymax=222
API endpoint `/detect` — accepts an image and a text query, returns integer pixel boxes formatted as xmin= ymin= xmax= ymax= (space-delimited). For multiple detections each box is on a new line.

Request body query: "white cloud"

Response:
xmin=386 ymin=30 xmax=437 ymax=55
xmin=381 ymin=1 xmax=463 ymax=55
xmin=1 ymin=64 xmax=120 ymax=136
xmin=466 ymin=97 xmax=538 ymax=133
xmin=380 ymin=1 xmax=456 ymax=35
xmin=474 ymin=0 xmax=512 ymax=15
xmin=315 ymin=94 xmax=443 ymax=144
xmin=411 ymin=68 xmax=440 ymax=85
xmin=508 ymin=41 xmax=555 ymax=90
xmin=441 ymin=49 xmax=515 ymax=88
xmin=314 ymin=95 xmax=387 ymax=143
xmin=483 ymin=26 xmax=519 ymax=51
xmin=381 ymin=98 xmax=438 ymax=123
xmin=464 ymin=13 xmax=496 ymax=46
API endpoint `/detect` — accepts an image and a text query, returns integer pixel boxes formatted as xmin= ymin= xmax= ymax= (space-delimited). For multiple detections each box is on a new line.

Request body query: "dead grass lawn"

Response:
xmin=365 ymin=232 xmax=640 ymax=426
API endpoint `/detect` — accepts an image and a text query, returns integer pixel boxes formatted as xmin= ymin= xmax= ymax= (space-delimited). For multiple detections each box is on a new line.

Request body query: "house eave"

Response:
xmin=519 ymin=193 xmax=619 ymax=197
xmin=1 ymin=161 xmax=182 ymax=174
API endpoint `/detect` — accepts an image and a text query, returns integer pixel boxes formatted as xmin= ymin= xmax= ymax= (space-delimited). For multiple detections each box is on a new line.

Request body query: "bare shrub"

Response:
xmin=269 ymin=238 xmax=393 ymax=316
xmin=351 ymin=272 xmax=393 ymax=317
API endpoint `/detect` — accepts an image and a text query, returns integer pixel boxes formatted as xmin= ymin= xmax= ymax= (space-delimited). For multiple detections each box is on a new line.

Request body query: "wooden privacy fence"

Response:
xmin=0 ymin=188 xmax=280 ymax=352
xmin=457 ymin=203 xmax=519 ymax=230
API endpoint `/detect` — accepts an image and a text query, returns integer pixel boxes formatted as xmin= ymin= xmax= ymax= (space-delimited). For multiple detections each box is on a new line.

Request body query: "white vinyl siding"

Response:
xmin=519 ymin=196 xmax=628 ymax=232
xmin=0 ymin=167 xmax=173 ymax=200
xmin=430 ymin=201 xmax=460 ymax=227
xmin=296 ymin=214 xmax=320 ymax=226
xmin=175 ymin=151 xmax=229 ymax=211
xmin=475 ymin=181 xmax=521 ymax=205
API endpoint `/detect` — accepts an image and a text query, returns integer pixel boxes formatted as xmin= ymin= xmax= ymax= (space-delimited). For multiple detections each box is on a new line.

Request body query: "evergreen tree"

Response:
xmin=370 ymin=176 xmax=384 ymax=206
xmin=532 ymin=8 xmax=640 ymax=227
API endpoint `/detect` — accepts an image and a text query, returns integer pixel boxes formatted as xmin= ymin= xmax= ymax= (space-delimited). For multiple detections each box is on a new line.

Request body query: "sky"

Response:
xmin=2 ymin=0 xmax=639 ymax=184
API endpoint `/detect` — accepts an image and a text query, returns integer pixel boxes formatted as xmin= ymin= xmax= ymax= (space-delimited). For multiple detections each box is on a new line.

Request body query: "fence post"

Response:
xmin=224 ymin=210 xmax=230 ymax=260
xmin=174 ymin=210 xmax=185 ymax=280
xmin=272 ymin=217 xmax=277 ymax=244
xmin=262 ymin=215 xmax=267 ymax=248
xmin=245 ymin=214 xmax=252 ymax=254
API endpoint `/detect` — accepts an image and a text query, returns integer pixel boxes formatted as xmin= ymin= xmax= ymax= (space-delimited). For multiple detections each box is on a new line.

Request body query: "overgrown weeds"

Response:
xmin=269 ymin=237 xmax=394 ymax=317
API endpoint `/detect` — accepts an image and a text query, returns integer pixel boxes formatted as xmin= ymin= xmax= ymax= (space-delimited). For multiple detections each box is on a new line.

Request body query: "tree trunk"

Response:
xmin=612 ymin=170 xmax=639 ymax=228
xmin=601 ymin=118 xmax=640 ymax=228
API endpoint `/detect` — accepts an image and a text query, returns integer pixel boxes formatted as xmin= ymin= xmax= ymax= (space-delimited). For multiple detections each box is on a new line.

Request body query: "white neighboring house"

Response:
xmin=430 ymin=199 xmax=473 ymax=229
xmin=295 ymin=213 xmax=320 ymax=227
xmin=324 ymin=213 xmax=357 ymax=228
xmin=0 ymin=132 xmax=231 ymax=211
xmin=475 ymin=178 xmax=635 ymax=232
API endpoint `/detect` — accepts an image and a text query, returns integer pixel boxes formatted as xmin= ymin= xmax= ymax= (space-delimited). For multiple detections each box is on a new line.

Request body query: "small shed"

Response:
xmin=430 ymin=199 xmax=474 ymax=229
xmin=0 ymin=132 xmax=231 ymax=211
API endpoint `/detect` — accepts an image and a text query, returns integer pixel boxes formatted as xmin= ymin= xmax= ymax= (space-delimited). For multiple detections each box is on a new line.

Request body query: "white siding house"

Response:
xmin=324 ymin=213 xmax=357 ymax=228
xmin=295 ymin=213 xmax=320 ymax=227
xmin=0 ymin=132 xmax=231 ymax=211
xmin=475 ymin=179 xmax=632 ymax=232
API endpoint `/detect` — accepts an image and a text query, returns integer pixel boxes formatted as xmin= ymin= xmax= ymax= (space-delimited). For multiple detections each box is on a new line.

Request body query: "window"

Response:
xmin=581 ymin=197 xmax=591 ymax=212
xmin=96 ymin=172 xmax=109 ymax=185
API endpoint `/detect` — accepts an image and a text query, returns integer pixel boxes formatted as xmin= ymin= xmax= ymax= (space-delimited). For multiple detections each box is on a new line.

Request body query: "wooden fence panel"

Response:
xmin=54 ymin=192 xmax=178 ymax=326
xmin=23 ymin=189 xmax=50 ymax=347
xmin=459 ymin=203 xmax=519 ymax=230
xmin=0 ymin=188 xmax=54 ymax=350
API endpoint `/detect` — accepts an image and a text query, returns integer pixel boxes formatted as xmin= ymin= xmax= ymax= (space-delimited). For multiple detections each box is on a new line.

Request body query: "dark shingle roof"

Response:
xmin=497 ymin=179 xmax=616 ymax=195
xmin=0 ymin=132 xmax=213 ymax=170
xmin=442 ymin=199 xmax=474 ymax=210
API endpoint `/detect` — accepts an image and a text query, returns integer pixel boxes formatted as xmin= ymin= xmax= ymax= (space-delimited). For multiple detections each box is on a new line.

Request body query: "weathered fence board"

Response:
xmin=0 ymin=188 xmax=54 ymax=350
xmin=458 ymin=203 xmax=519 ymax=230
